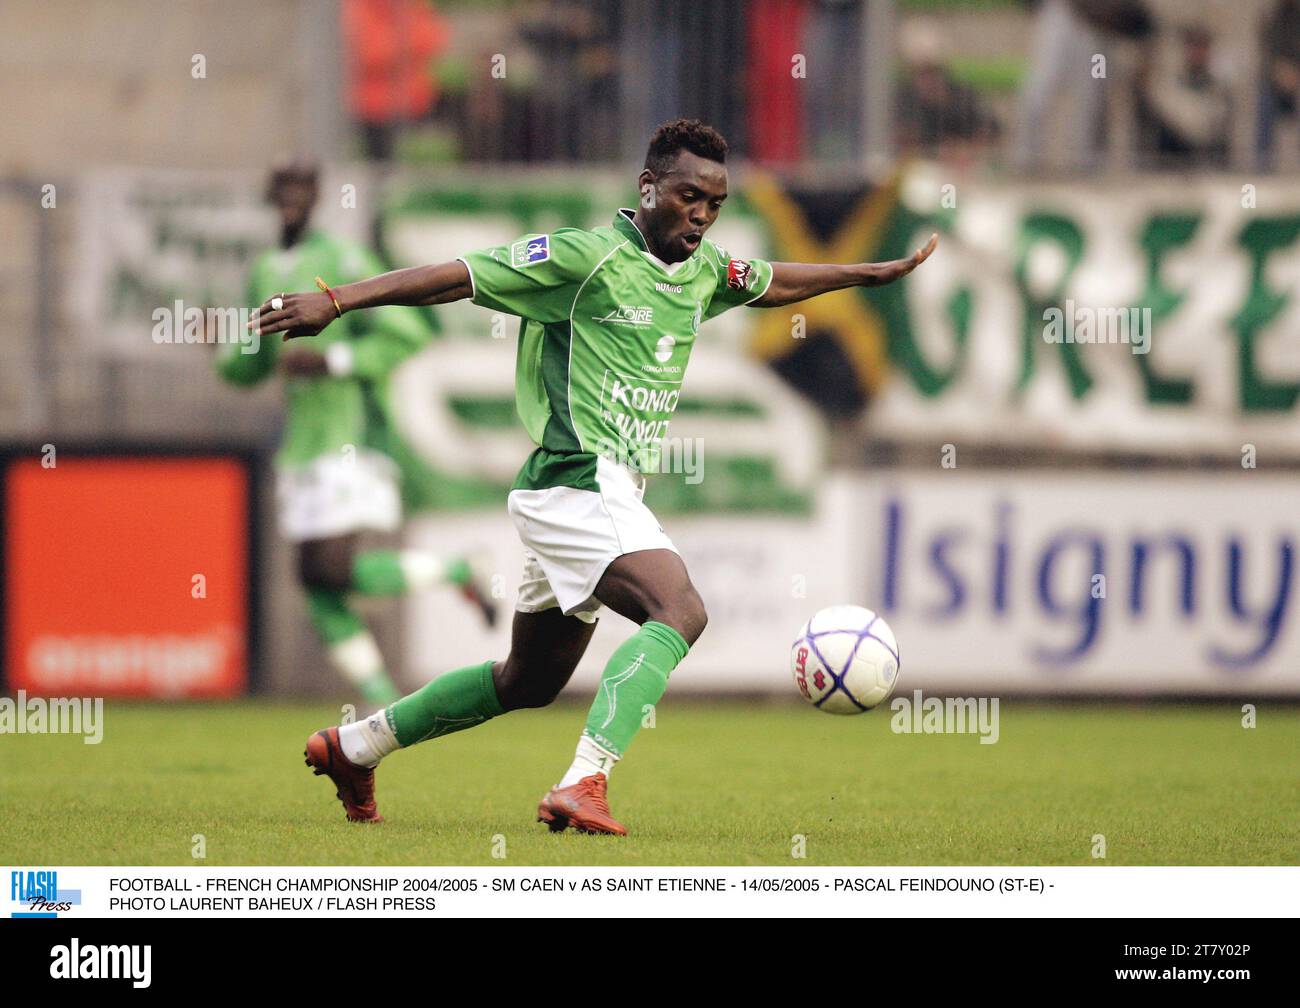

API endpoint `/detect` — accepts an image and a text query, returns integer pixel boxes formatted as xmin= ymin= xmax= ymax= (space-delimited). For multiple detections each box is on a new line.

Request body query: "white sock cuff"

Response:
xmin=557 ymin=734 xmax=620 ymax=788
xmin=328 ymin=631 xmax=384 ymax=687
xmin=338 ymin=707 xmax=401 ymax=768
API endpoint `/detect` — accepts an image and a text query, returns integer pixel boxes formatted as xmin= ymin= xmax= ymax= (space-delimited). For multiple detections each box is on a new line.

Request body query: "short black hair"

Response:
xmin=644 ymin=119 xmax=728 ymax=176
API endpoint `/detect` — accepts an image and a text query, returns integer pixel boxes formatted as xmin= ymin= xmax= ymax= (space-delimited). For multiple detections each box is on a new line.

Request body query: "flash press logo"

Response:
xmin=10 ymin=870 xmax=80 ymax=918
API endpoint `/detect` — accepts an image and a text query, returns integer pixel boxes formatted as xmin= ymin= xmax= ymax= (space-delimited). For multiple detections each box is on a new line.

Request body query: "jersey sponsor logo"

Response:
xmin=608 ymin=379 xmax=680 ymax=413
xmin=654 ymin=335 xmax=675 ymax=363
xmin=510 ymin=235 xmax=550 ymax=267
xmin=726 ymin=258 xmax=754 ymax=291
xmin=654 ymin=282 xmax=683 ymax=293
xmin=609 ymin=414 xmax=671 ymax=446
xmin=592 ymin=304 xmax=655 ymax=327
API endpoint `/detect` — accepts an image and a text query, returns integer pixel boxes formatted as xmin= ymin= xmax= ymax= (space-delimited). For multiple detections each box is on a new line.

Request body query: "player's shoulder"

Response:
xmin=699 ymin=237 xmax=733 ymax=272
xmin=555 ymin=224 xmax=623 ymax=257
xmin=509 ymin=225 xmax=621 ymax=273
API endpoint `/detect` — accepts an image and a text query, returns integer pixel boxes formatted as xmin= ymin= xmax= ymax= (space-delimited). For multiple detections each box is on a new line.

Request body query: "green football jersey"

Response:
xmin=217 ymin=230 xmax=433 ymax=468
xmin=459 ymin=208 xmax=773 ymax=491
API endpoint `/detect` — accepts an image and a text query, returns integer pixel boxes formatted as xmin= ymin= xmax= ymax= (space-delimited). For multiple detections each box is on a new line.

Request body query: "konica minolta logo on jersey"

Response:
xmin=10 ymin=870 xmax=80 ymax=918
xmin=593 ymin=304 xmax=654 ymax=327
xmin=608 ymin=380 xmax=680 ymax=413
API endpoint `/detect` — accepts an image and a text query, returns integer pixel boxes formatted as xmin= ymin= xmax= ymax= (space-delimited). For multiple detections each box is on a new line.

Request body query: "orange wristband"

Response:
xmin=315 ymin=276 xmax=343 ymax=317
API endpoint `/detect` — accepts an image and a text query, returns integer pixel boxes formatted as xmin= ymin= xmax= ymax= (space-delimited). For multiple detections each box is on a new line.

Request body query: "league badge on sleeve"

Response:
xmin=511 ymin=235 xmax=551 ymax=267
xmin=726 ymin=258 xmax=753 ymax=291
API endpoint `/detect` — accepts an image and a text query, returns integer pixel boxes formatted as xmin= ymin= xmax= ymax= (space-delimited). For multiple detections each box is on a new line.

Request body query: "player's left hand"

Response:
xmin=249 ymin=290 xmax=338 ymax=341
xmin=864 ymin=232 xmax=938 ymax=286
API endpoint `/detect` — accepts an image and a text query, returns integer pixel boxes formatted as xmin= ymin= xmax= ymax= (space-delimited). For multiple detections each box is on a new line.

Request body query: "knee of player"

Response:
xmin=656 ymin=593 xmax=707 ymax=647
xmin=685 ymin=600 xmax=708 ymax=645
xmin=494 ymin=656 xmax=565 ymax=710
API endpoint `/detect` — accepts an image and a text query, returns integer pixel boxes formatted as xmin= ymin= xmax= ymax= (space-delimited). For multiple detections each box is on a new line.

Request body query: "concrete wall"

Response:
xmin=0 ymin=0 xmax=342 ymax=174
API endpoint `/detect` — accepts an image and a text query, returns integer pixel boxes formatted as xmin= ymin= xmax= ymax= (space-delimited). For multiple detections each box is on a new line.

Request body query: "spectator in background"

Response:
xmin=1014 ymin=0 xmax=1153 ymax=173
xmin=1136 ymin=24 xmax=1231 ymax=169
xmin=1258 ymin=0 xmax=1300 ymax=170
xmin=806 ymin=0 xmax=864 ymax=164
xmin=895 ymin=19 xmax=999 ymax=166
xmin=517 ymin=1 xmax=620 ymax=161
xmin=343 ymin=0 xmax=449 ymax=161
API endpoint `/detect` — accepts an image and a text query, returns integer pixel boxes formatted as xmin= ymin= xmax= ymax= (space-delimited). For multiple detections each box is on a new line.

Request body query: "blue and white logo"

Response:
xmin=10 ymin=870 xmax=80 ymax=918
xmin=511 ymin=234 xmax=550 ymax=267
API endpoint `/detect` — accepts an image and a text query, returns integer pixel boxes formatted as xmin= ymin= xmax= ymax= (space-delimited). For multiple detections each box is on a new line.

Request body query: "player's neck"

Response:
xmin=279 ymin=222 xmax=309 ymax=249
xmin=630 ymin=209 xmax=678 ymax=265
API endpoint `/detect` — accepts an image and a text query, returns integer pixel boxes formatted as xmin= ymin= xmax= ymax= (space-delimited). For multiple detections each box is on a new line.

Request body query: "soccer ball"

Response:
xmin=790 ymin=605 xmax=900 ymax=714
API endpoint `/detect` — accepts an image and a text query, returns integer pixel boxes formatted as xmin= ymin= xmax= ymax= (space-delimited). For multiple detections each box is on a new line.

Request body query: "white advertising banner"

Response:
xmin=858 ymin=471 xmax=1300 ymax=696
xmin=406 ymin=469 xmax=1300 ymax=698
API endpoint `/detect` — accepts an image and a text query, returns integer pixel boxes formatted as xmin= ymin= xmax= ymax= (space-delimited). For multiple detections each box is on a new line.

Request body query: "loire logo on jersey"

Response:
xmin=593 ymin=304 xmax=655 ymax=327
xmin=511 ymin=235 xmax=550 ymax=267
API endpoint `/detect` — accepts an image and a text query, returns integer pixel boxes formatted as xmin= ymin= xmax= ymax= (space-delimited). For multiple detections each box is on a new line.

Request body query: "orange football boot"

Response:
xmin=536 ymin=773 xmax=627 ymax=836
xmin=304 ymin=727 xmax=383 ymax=823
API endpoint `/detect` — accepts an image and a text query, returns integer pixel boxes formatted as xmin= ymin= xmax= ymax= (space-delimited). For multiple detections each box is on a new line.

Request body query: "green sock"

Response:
xmin=442 ymin=556 xmax=472 ymax=587
xmin=305 ymin=588 xmax=399 ymax=703
xmin=306 ymin=587 xmax=365 ymax=642
xmin=584 ymin=621 xmax=689 ymax=757
xmin=387 ymin=659 xmax=504 ymax=746
xmin=352 ymin=550 xmax=408 ymax=596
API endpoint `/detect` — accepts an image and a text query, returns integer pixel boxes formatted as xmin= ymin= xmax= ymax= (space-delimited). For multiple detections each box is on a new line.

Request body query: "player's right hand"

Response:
xmin=249 ymin=291 xmax=338 ymax=341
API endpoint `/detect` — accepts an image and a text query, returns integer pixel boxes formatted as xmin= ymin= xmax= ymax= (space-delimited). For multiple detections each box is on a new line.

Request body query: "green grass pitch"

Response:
xmin=2 ymin=699 xmax=1296 ymax=866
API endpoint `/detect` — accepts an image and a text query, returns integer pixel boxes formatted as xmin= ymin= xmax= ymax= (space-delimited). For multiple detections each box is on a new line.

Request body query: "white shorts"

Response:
xmin=276 ymin=449 xmax=402 ymax=542
xmin=508 ymin=454 xmax=677 ymax=622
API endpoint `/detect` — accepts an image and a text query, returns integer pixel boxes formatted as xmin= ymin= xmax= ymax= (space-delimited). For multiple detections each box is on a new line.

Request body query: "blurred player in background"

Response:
xmin=217 ymin=160 xmax=495 ymax=705
xmin=254 ymin=122 xmax=935 ymax=834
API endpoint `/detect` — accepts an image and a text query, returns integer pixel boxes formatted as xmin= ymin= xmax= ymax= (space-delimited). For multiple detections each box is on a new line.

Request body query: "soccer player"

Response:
xmin=218 ymin=160 xmax=495 ymax=706
xmin=255 ymin=121 xmax=936 ymax=833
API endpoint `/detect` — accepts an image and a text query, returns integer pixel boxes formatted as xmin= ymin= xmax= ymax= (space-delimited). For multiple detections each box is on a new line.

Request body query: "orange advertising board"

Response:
xmin=4 ymin=455 xmax=250 ymax=697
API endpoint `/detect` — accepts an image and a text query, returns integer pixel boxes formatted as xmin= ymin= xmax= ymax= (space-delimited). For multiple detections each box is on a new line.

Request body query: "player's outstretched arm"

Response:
xmin=751 ymin=233 xmax=938 ymax=309
xmin=250 ymin=260 xmax=473 ymax=340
